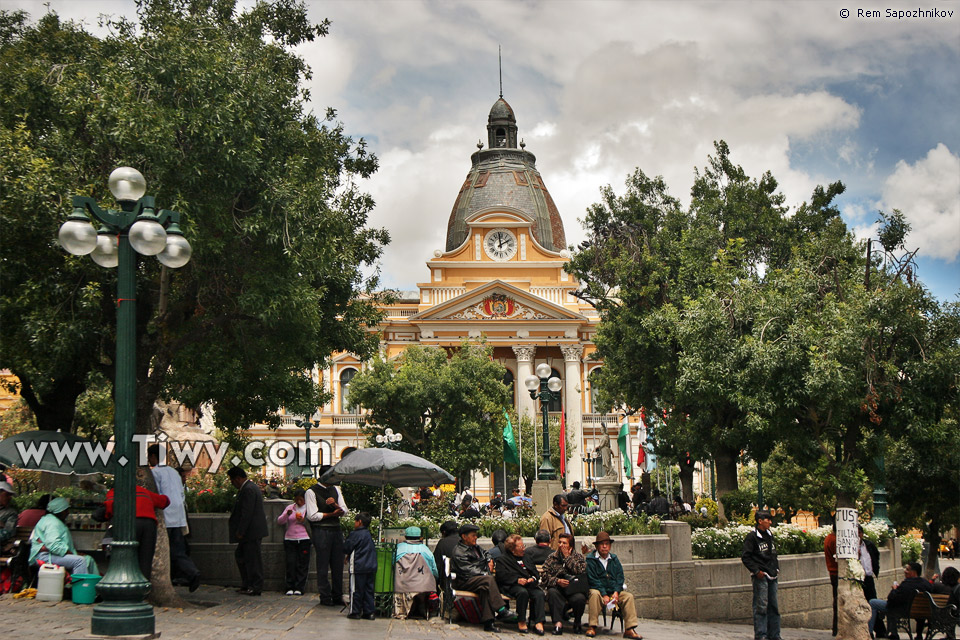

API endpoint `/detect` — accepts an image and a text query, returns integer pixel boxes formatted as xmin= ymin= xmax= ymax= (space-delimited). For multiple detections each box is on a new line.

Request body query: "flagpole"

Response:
xmin=517 ymin=412 xmax=523 ymax=492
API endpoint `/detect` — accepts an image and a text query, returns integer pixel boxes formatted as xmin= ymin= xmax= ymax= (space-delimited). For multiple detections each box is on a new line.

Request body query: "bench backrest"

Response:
xmin=909 ymin=592 xmax=950 ymax=618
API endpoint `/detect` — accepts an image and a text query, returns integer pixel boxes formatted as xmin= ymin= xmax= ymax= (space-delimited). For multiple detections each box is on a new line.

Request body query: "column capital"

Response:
xmin=512 ymin=344 xmax=537 ymax=362
xmin=560 ymin=343 xmax=584 ymax=362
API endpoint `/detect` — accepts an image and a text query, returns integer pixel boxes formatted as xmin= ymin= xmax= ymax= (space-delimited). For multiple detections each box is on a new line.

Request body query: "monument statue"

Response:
xmin=596 ymin=424 xmax=616 ymax=479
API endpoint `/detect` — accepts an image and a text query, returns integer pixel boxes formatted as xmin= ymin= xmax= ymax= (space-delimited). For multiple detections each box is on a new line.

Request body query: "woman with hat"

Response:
xmin=495 ymin=534 xmax=546 ymax=635
xmin=28 ymin=497 xmax=98 ymax=576
xmin=540 ymin=533 xmax=587 ymax=635
xmin=585 ymin=531 xmax=641 ymax=639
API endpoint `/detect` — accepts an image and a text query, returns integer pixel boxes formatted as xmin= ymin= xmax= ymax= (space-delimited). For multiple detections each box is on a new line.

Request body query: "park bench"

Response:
xmin=0 ymin=526 xmax=33 ymax=566
xmin=895 ymin=591 xmax=954 ymax=640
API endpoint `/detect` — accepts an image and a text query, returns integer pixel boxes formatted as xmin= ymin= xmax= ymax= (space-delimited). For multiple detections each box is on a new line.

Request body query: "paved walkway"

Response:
xmin=0 ymin=585 xmax=834 ymax=640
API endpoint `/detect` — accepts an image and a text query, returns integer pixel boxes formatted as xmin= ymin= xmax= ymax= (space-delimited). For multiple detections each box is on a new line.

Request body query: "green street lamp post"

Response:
xmin=59 ymin=167 xmax=191 ymax=636
xmin=524 ymin=363 xmax=562 ymax=481
xmin=295 ymin=412 xmax=321 ymax=476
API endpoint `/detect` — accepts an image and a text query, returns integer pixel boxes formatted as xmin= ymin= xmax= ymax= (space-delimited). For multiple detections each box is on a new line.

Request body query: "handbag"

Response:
xmin=560 ymin=573 xmax=589 ymax=596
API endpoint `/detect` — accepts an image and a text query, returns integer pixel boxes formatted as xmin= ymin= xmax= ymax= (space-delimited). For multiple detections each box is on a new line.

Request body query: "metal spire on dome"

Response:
xmin=499 ymin=45 xmax=503 ymax=98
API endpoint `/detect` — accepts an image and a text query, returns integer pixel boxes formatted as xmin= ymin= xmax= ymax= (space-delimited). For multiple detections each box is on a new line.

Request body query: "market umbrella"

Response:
xmin=0 ymin=430 xmax=116 ymax=475
xmin=319 ymin=448 xmax=454 ymax=534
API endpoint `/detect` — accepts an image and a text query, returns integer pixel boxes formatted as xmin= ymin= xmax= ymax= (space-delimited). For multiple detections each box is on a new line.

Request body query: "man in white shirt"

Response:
xmin=305 ymin=465 xmax=349 ymax=606
xmin=148 ymin=444 xmax=200 ymax=592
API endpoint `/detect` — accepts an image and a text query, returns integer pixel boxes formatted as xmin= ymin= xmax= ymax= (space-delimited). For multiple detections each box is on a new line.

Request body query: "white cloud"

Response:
xmin=880 ymin=144 xmax=960 ymax=262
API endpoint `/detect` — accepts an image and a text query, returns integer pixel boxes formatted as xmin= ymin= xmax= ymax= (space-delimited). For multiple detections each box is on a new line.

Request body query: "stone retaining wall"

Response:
xmin=186 ymin=504 xmax=901 ymax=629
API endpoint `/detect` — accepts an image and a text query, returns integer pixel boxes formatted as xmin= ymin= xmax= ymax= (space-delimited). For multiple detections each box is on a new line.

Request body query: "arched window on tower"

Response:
xmin=339 ymin=367 xmax=359 ymax=414
xmin=496 ymin=128 xmax=507 ymax=147
xmin=547 ymin=368 xmax=562 ymax=413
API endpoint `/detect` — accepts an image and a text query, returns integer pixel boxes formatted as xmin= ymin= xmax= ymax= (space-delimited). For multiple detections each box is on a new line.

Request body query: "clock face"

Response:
xmin=483 ymin=228 xmax=518 ymax=261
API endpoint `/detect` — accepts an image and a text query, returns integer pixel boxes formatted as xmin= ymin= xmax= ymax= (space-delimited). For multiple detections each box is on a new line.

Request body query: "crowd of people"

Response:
xmin=0 ymin=443 xmax=201 ymax=595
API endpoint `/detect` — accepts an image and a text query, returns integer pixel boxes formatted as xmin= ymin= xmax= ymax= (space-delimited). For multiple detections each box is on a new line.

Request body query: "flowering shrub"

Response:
xmin=691 ymin=520 xmax=894 ymax=559
xmin=900 ymin=535 xmax=922 ymax=563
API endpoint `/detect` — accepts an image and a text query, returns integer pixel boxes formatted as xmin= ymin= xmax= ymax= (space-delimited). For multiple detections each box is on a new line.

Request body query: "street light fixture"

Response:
xmin=524 ymin=363 xmax=562 ymax=481
xmin=376 ymin=428 xmax=403 ymax=449
xmin=295 ymin=412 xmax=321 ymax=476
xmin=58 ymin=167 xmax=191 ymax=637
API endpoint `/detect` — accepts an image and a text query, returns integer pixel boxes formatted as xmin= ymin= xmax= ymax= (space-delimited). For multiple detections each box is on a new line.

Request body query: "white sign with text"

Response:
xmin=836 ymin=507 xmax=859 ymax=559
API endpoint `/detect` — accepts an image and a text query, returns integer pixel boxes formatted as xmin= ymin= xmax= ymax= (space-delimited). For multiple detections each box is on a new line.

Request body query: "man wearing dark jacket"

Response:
xmin=741 ymin=510 xmax=781 ymax=640
xmin=451 ymin=523 xmax=516 ymax=633
xmin=524 ymin=529 xmax=554 ymax=566
xmin=645 ymin=489 xmax=669 ymax=517
xmin=868 ymin=561 xmax=932 ymax=640
xmin=344 ymin=512 xmax=377 ymax=620
xmin=228 ymin=467 xmax=268 ymax=595
xmin=434 ymin=520 xmax=461 ymax=589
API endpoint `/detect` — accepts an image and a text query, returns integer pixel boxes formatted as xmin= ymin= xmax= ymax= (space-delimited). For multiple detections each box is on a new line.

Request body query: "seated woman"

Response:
xmin=29 ymin=497 xmax=98 ymax=576
xmin=495 ymin=534 xmax=546 ymax=635
xmin=540 ymin=533 xmax=587 ymax=636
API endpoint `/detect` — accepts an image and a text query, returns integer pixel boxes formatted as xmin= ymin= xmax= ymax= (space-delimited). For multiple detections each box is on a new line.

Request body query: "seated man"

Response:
xmin=29 ymin=497 xmax=98 ymax=576
xmin=523 ymin=529 xmax=554 ymax=567
xmin=451 ymin=522 xmax=516 ymax=633
xmin=566 ymin=482 xmax=588 ymax=514
xmin=395 ymin=526 xmax=439 ymax=618
xmin=585 ymin=531 xmax=641 ymax=639
xmin=868 ymin=561 xmax=932 ymax=640
xmin=0 ymin=481 xmax=19 ymax=554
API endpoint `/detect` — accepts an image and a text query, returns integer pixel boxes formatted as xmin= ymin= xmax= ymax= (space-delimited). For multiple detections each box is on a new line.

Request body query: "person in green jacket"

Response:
xmin=29 ymin=497 xmax=98 ymax=576
xmin=584 ymin=532 xmax=640 ymax=639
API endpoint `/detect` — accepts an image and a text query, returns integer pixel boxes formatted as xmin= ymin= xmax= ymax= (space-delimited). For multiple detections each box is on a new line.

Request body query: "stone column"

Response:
xmin=512 ymin=345 xmax=537 ymax=421
xmin=561 ymin=344 xmax=584 ymax=488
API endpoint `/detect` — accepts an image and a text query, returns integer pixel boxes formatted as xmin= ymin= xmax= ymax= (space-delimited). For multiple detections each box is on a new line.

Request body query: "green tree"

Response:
xmin=567 ymin=141 xmax=789 ymax=500
xmin=0 ymin=0 xmax=388 ymax=438
xmin=346 ymin=342 xmax=510 ymax=479
xmin=0 ymin=0 xmax=388 ymax=608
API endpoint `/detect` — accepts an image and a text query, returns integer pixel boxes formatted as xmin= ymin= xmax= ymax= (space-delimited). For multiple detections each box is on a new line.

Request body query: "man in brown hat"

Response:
xmin=585 ymin=531 xmax=641 ymax=639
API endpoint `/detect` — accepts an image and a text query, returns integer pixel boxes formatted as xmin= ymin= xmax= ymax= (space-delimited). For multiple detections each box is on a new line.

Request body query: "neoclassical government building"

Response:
xmin=247 ymin=96 xmax=632 ymax=498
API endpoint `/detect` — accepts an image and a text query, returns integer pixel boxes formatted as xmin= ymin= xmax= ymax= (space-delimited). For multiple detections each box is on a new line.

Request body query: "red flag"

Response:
xmin=637 ymin=409 xmax=647 ymax=471
xmin=636 ymin=433 xmax=646 ymax=470
xmin=559 ymin=411 xmax=566 ymax=477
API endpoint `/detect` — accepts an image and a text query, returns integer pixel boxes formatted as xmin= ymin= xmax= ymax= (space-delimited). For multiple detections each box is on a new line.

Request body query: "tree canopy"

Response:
xmin=0 ymin=0 xmax=388 ymax=435
xmin=568 ymin=141 xmax=960 ymax=531
xmin=346 ymin=342 xmax=510 ymax=479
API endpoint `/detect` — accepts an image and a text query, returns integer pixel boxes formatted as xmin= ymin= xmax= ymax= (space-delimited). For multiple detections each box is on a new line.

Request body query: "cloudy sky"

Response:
xmin=13 ymin=0 xmax=960 ymax=301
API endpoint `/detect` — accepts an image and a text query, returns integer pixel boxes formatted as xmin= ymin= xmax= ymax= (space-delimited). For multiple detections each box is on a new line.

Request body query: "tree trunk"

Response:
xmin=677 ymin=456 xmax=695 ymax=503
xmin=713 ymin=446 xmax=739 ymax=521
xmin=714 ymin=447 xmax=739 ymax=496
xmin=140 ymin=464 xmax=191 ymax=608
xmin=835 ymin=494 xmax=870 ymax=639
xmin=837 ymin=561 xmax=872 ymax=640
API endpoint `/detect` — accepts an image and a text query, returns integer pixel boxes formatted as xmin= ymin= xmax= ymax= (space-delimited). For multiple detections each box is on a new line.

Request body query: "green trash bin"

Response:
xmin=373 ymin=542 xmax=396 ymax=615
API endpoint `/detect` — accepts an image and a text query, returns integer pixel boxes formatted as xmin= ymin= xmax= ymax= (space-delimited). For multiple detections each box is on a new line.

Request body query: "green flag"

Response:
xmin=618 ymin=420 xmax=633 ymax=478
xmin=503 ymin=409 xmax=520 ymax=466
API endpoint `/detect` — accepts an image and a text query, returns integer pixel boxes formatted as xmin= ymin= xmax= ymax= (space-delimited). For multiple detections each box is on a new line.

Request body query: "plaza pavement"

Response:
xmin=4 ymin=559 xmax=953 ymax=639
xmin=0 ymin=584 xmax=833 ymax=640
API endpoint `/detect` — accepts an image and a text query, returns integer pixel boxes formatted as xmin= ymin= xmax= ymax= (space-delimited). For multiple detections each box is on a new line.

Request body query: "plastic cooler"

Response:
xmin=71 ymin=573 xmax=102 ymax=604
xmin=373 ymin=542 xmax=396 ymax=615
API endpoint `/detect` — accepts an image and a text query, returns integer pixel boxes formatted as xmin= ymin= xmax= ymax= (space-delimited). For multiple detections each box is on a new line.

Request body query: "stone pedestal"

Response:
xmin=596 ymin=479 xmax=623 ymax=512
xmin=531 ymin=479 xmax=564 ymax=514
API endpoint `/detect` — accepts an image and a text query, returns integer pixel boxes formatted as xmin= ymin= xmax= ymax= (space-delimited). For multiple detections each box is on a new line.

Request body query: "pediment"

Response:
xmin=411 ymin=280 xmax=585 ymax=322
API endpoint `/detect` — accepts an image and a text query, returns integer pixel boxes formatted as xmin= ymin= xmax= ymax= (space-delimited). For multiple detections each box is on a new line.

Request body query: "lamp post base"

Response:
xmin=531 ymin=478 xmax=564 ymax=514
xmin=90 ymin=602 xmax=156 ymax=637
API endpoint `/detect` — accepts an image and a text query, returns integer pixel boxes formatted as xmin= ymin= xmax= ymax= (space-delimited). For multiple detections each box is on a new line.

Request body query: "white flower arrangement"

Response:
xmin=846 ymin=557 xmax=865 ymax=581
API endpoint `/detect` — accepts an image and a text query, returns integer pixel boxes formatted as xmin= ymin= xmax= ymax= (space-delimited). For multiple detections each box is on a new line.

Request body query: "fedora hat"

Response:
xmin=593 ymin=531 xmax=614 ymax=545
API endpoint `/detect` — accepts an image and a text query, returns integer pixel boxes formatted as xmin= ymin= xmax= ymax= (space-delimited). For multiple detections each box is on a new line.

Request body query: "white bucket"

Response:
xmin=36 ymin=563 xmax=66 ymax=602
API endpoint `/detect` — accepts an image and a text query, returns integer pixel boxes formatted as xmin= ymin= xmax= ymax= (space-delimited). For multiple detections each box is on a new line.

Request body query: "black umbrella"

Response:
xmin=320 ymin=448 xmax=453 ymax=534
xmin=0 ymin=430 xmax=116 ymax=475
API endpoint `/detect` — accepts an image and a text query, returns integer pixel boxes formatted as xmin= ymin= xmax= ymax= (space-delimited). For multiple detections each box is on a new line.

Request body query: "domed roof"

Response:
xmin=488 ymin=97 xmax=516 ymax=123
xmin=445 ymin=97 xmax=566 ymax=253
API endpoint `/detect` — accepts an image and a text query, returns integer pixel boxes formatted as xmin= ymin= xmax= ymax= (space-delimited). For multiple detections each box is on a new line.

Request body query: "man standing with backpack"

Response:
xmin=305 ymin=465 xmax=348 ymax=606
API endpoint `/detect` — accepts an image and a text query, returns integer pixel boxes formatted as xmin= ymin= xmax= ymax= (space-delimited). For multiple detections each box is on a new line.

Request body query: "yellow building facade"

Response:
xmin=247 ymin=97 xmax=630 ymax=498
